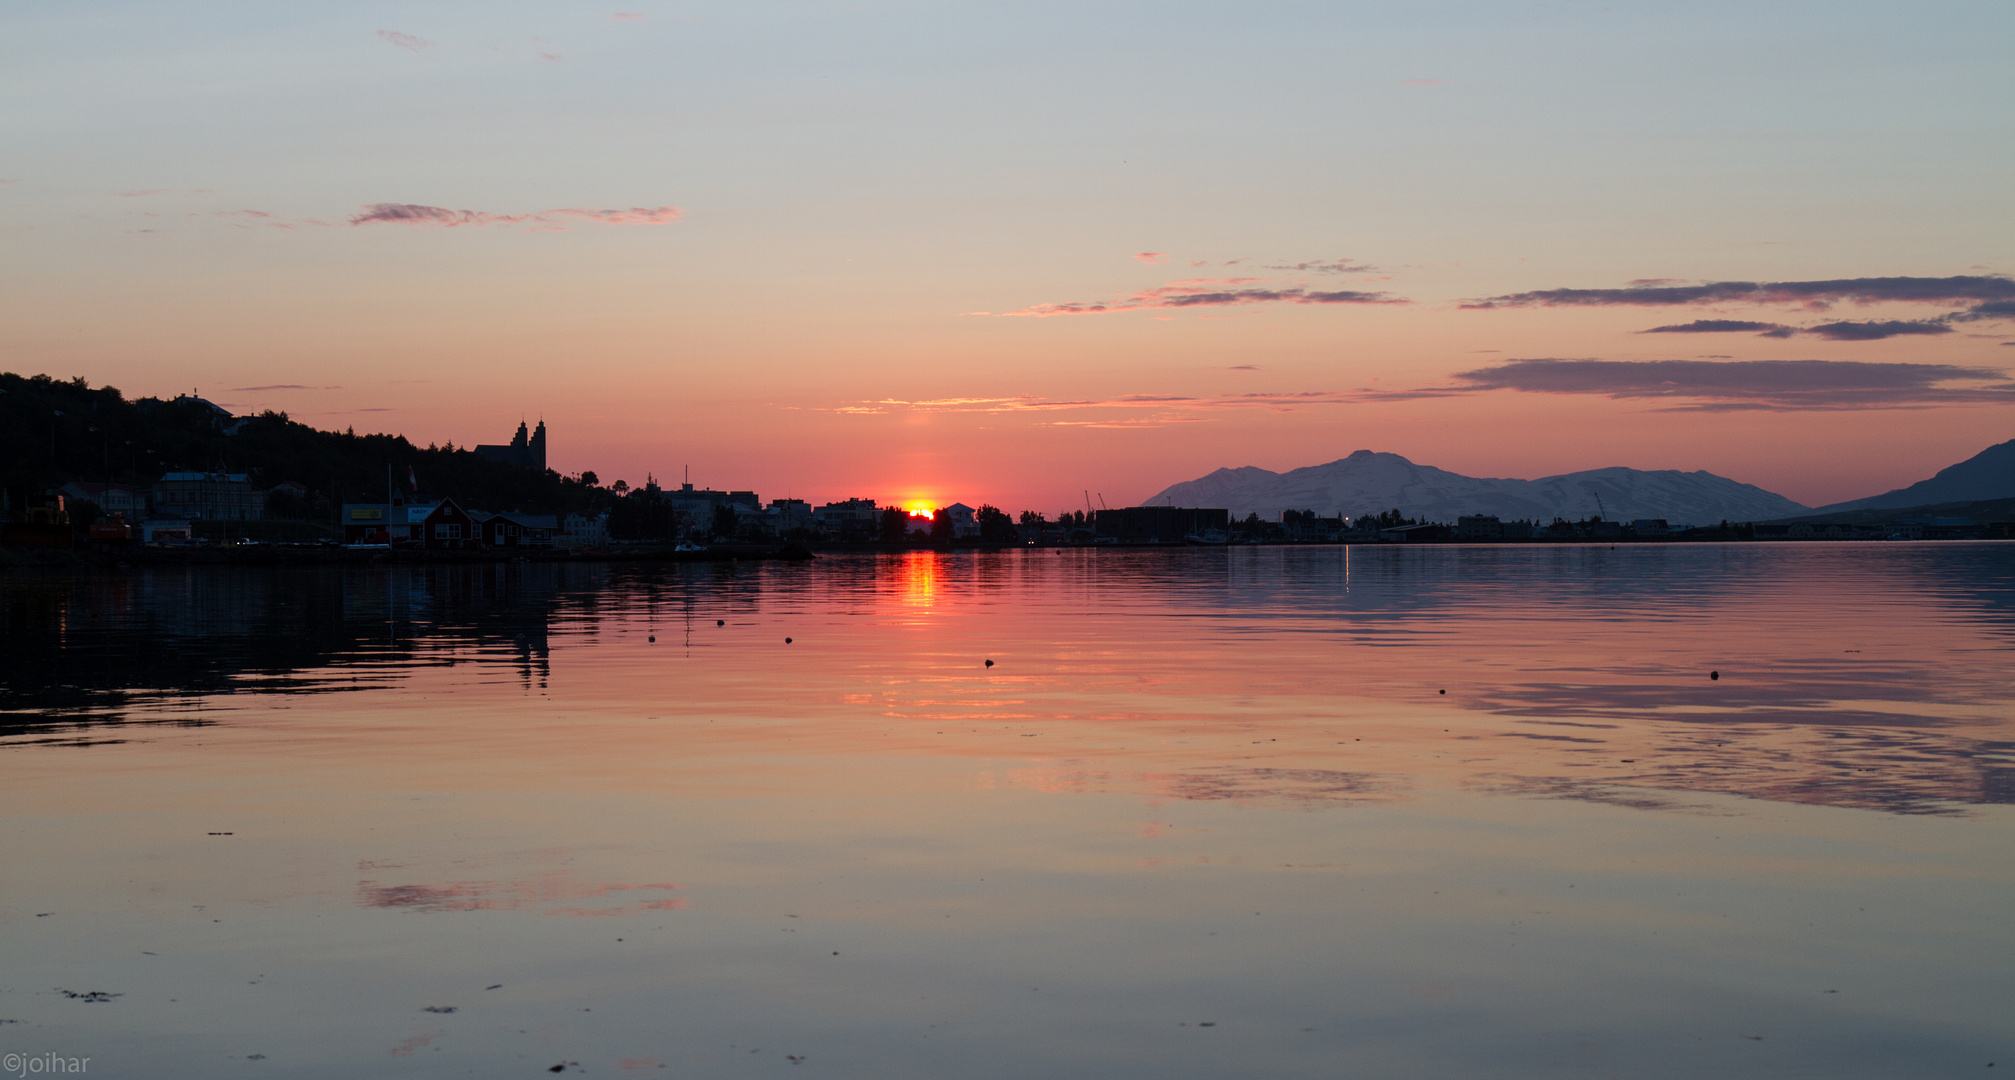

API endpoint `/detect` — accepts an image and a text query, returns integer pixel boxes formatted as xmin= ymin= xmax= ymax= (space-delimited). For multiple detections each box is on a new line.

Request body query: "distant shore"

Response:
xmin=4 ymin=532 xmax=2010 ymax=571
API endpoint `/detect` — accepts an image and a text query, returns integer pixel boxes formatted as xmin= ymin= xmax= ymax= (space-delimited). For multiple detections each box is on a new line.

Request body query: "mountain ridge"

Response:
xmin=1811 ymin=439 xmax=2015 ymax=513
xmin=1143 ymin=450 xmax=1811 ymax=525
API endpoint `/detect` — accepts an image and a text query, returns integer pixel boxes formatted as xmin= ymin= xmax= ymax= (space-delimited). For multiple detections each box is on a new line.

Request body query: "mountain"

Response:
xmin=1143 ymin=450 xmax=1810 ymax=525
xmin=1811 ymin=439 xmax=2015 ymax=513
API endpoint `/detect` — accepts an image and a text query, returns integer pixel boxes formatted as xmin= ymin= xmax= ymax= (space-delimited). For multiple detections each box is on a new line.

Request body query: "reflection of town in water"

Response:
xmin=6 ymin=544 xmax=2011 ymax=817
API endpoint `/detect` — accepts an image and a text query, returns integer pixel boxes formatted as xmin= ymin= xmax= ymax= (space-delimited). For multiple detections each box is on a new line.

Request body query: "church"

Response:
xmin=475 ymin=420 xmax=547 ymax=470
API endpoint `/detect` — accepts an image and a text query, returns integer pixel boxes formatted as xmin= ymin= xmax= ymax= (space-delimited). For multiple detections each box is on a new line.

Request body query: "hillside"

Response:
xmin=1145 ymin=450 xmax=1810 ymax=524
xmin=1 ymin=372 xmax=600 ymax=519
xmin=1812 ymin=439 xmax=2015 ymax=513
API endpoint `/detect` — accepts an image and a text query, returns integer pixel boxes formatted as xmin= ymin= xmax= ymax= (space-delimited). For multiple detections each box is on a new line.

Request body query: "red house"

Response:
xmin=421 ymin=499 xmax=480 ymax=550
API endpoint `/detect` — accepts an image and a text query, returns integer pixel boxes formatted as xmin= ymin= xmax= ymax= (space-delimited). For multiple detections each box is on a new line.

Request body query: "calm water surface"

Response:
xmin=3 ymin=545 xmax=2012 ymax=1077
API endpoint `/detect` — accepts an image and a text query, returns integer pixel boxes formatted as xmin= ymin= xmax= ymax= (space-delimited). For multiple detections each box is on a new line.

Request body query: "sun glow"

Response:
xmin=905 ymin=501 xmax=936 ymax=518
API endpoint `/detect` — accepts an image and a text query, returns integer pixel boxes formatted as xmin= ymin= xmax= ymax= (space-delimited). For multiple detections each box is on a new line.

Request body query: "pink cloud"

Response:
xmin=213 ymin=209 xmax=329 ymax=230
xmin=991 ymin=278 xmax=1408 ymax=317
xmin=1133 ymin=252 xmax=1169 ymax=263
xmin=349 ymin=203 xmax=681 ymax=228
xmin=1267 ymin=258 xmax=1378 ymax=275
xmin=609 ymin=11 xmax=648 ymax=20
xmin=537 ymin=49 xmax=563 ymax=62
xmin=828 ymin=390 xmax=1374 ymax=417
xmin=377 ymin=30 xmax=434 ymax=51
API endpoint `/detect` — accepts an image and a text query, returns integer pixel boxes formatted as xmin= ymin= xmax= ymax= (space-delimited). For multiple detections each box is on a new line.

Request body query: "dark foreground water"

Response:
xmin=2 ymin=545 xmax=2011 ymax=1078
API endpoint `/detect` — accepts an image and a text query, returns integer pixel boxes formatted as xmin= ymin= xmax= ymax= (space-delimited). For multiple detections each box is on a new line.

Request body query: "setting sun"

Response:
xmin=905 ymin=501 xmax=936 ymax=518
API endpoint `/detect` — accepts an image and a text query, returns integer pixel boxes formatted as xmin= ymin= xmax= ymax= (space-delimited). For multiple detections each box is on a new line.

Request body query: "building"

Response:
xmin=475 ymin=420 xmax=547 ymax=470
xmin=153 ymin=472 xmax=264 ymax=521
xmin=813 ymin=498 xmax=880 ymax=540
xmin=421 ymin=499 xmax=480 ymax=550
xmin=1380 ymin=522 xmax=1451 ymax=543
xmin=57 ymin=482 xmax=145 ymax=516
xmin=141 ymin=520 xmax=191 ymax=543
xmin=1283 ymin=510 xmax=1345 ymax=542
xmin=477 ymin=512 xmax=556 ymax=548
xmin=1093 ymin=506 xmax=1231 ymax=544
xmin=666 ymin=483 xmax=759 ymax=516
xmin=341 ymin=501 xmax=439 ymax=544
xmin=559 ymin=512 xmax=609 ymax=547
xmin=768 ymin=499 xmax=814 ymax=536
xmin=939 ymin=503 xmax=979 ymax=539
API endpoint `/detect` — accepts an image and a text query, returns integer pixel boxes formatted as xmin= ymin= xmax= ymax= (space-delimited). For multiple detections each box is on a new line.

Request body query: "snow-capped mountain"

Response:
xmin=1143 ymin=450 xmax=1810 ymax=525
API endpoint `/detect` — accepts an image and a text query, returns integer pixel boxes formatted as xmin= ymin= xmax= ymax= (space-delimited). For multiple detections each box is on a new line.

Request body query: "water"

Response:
xmin=2 ymin=545 xmax=2011 ymax=1077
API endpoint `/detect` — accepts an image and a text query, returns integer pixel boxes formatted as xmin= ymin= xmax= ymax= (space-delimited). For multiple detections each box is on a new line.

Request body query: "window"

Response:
xmin=434 ymin=523 xmax=461 ymax=539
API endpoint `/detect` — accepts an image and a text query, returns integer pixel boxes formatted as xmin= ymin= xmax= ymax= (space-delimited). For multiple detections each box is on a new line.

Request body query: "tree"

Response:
xmin=879 ymin=507 xmax=910 ymax=544
xmin=711 ymin=503 xmax=739 ymax=541
xmin=1019 ymin=510 xmax=1047 ymax=527
xmin=977 ymin=504 xmax=1015 ymax=543
xmin=611 ymin=479 xmax=629 ymax=494
xmin=579 ymin=470 xmax=599 ymax=487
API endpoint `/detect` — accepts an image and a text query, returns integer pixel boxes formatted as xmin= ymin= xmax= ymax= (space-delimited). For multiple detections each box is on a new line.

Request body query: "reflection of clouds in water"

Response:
xmin=1474 ymin=720 xmax=2015 ymax=817
xmin=358 ymin=870 xmax=684 ymax=915
xmin=1018 ymin=765 xmax=1409 ymax=808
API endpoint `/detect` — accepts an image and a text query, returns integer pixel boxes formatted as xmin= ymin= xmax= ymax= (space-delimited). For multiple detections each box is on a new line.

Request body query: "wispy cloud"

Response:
xmin=349 ymin=203 xmax=681 ymax=228
xmin=213 ymin=209 xmax=332 ymax=230
xmin=1642 ymin=317 xmax=1957 ymax=341
xmin=989 ymin=278 xmax=1407 ymax=317
xmin=1464 ymin=274 xmax=2015 ymax=310
xmin=830 ymin=390 xmax=1369 ymax=418
xmin=229 ymin=384 xmax=341 ymax=392
xmin=1420 ymin=357 xmax=2015 ymax=412
xmin=609 ymin=11 xmax=647 ymax=20
xmin=1133 ymin=252 xmax=1168 ymax=263
xmin=377 ymin=30 xmax=434 ymax=51
xmin=1806 ymin=319 xmax=1955 ymax=341
xmin=1643 ymin=319 xmax=1792 ymax=336
xmin=1265 ymin=258 xmax=1378 ymax=275
xmin=1041 ymin=416 xmax=1216 ymax=428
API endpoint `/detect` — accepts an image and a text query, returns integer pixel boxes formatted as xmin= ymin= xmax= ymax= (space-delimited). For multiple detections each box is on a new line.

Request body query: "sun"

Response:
xmin=905 ymin=500 xmax=935 ymax=518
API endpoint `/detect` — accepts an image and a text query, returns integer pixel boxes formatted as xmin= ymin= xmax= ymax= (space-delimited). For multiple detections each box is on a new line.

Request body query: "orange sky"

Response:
xmin=3 ymin=2 xmax=2011 ymax=510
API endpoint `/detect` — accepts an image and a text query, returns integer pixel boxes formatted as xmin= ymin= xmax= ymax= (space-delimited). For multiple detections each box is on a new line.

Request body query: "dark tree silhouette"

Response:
xmin=711 ymin=503 xmax=739 ymax=541
xmin=879 ymin=507 xmax=910 ymax=544
xmin=976 ymin=504 xmax=1014 ymax=543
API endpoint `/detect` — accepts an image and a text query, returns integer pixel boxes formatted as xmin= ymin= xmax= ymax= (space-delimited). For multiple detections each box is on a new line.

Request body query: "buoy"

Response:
xmin=716 ymin=619 xmax=724 ymax=627
xmin=985 ymin=659 xmax=995 ymax=668
xmin=648 ymin=635 xmax=655 ymax=643
xmin=1438 ymin=689 xmax=1446 ymax=695
xmin=785 ymin=637 xmax=793 ymax=644
xmin=1710 ymin=670 xmax=1720 ymax=680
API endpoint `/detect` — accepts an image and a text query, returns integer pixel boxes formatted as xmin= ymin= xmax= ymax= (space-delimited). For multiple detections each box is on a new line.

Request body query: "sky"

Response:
xmin=3 ymin=0 xmax=2012 ymax=512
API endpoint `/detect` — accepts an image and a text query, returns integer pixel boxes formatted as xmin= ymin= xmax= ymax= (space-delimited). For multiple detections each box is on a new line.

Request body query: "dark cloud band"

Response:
xmin=1465 ymin=275 xmax=2015 ymax=309
xmin=1642 ymin=318 xmax=1955 ymax=341
xmin=1439 ymin=357 xmax=2014 ymax=411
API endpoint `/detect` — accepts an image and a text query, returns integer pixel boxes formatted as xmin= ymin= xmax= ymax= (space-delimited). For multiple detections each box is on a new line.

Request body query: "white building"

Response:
xmin=559 ymin=512 xmax=609 ymax=547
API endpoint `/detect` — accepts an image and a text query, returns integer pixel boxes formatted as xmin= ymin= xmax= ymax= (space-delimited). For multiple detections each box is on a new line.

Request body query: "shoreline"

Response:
xmin=4 ymin=534 xmax=2008 ymax=571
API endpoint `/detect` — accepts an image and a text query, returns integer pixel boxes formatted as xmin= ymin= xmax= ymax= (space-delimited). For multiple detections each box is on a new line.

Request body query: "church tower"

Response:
xmin=530 ymin=420 xmax=547 ymax=470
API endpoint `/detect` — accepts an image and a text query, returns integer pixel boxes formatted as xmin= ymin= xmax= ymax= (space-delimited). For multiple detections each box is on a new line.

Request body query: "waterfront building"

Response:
xmin=153 ymin=472 xmax=264 ymax=521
